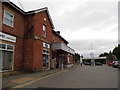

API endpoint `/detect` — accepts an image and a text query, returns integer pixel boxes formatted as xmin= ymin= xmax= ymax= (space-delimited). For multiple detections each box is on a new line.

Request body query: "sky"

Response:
xmin=10 ymin=0 xmax=118 ymax=58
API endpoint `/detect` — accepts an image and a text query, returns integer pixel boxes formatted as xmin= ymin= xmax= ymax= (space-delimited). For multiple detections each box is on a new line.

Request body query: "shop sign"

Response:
xmin=43 ymin=42 xmax=50 ymax=48
xmin=0 ymin=32 xmax=16 ymax=43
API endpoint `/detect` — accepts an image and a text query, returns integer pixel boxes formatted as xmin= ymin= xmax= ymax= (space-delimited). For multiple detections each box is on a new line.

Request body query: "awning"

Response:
xmin=52 ymin=42 xmax=75 ymax=55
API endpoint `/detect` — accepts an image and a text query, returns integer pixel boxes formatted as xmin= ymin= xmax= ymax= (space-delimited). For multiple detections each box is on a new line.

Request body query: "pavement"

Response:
xmin=2 ymin=65 xmax=78 ymax=89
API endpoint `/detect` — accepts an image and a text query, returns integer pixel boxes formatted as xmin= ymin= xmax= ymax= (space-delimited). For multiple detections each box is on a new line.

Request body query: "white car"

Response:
xmin=112 ymin=61 xmax=119 ymax=68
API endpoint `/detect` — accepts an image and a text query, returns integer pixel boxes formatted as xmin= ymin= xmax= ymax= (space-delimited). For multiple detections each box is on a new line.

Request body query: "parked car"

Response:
xmin=118 ymin=61 xmax=120 ymax=68
xmin=84 ymin=62 xmax=91 ymax=65
xmin=95 ymin=62 xmax=102 ymax=65
xmin=112 ymin=61 xmax=119 ymax=68
xmin=107 ymin=61 xmax=113 ymax=66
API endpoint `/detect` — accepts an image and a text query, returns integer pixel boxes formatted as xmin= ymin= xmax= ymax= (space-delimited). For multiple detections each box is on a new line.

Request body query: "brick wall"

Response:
xmin=2 ymin=3 xmax=25 ymax=38
xmin=2 ymin=3 xmax=25 ymax=71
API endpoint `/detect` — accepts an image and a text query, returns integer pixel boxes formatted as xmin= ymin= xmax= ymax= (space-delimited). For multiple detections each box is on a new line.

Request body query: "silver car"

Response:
xmin=112 ymin=61 xmax=119 ymax=68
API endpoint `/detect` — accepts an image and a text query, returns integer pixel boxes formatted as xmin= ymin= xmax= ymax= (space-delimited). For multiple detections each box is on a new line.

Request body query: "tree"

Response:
xmin=107 ymin=50 xmax=114 ymax=60
xmin=99 ymin=45 xmax=120 ymax=61
xmin=99 ymin=52 xmax=109 ymax=57
xmin=112 ymin=45 xmax=120 ymax=60
xmin=73 ymin=53 xmax=80 ymax=62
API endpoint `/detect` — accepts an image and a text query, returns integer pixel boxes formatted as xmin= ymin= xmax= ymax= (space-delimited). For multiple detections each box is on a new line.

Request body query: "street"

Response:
xmin=12 ymin=65 xmax=118 ymax=88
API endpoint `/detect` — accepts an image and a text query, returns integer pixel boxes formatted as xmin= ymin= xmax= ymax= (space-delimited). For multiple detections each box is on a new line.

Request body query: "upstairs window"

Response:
xmin=42 ymin=24 xmax=46 ymax=37
xmin=3 ymin=10 xmax=14 ymax=27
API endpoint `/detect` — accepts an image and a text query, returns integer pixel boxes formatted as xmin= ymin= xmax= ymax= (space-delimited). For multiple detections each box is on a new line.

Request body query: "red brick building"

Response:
xmin=0 ymin=1 xmax=75 ymax=72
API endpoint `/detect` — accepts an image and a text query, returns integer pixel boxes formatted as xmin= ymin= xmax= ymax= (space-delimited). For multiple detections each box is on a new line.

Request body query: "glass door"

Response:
xmin=2 ymin=50 xmax=13 ymax=70
xmin=0 ymin=43 xmax=14 ymax=71
xmin=42 ymin=49 xmax=50 ymax=69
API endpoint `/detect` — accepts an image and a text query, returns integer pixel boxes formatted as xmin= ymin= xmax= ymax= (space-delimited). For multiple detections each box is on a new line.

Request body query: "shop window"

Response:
xmin=0 ymin=43 xmax=6 ymax=49
xmin=3 ymin=10 xmax=14 ymax=27
xmin=43 ymin=49 xmax=49 ymax=54
xmin=42 ymin=24 xmax=46 ymax=37
xmin=7 ymin=45 xmax=13 ymax=50
xmin=0 ymin=43 xmax=14 ymax=51
xmin=43 ymin=50 xmax=46 ymax=53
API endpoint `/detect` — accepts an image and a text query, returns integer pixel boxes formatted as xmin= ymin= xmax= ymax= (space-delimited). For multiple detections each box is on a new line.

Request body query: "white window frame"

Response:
xmin=0 ymin=43 xmax=15 ymax=72
xmin=3 ymin=10 xmax=14 ymax=27
xmin=42 ymin=24 xmax=46 ymax=37
xmin=43 ymin=49 xmax=49 ymax=55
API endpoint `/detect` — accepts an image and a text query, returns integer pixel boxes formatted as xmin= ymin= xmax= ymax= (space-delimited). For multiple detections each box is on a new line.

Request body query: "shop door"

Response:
xmin=2 ymin=50 xmax=13 ymax=70
xmin=42 ymin=54 xmax=49 ymax=69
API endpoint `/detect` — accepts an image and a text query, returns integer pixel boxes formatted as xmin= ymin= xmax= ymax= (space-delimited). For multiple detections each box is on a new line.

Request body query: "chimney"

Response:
xmin=56 ymin=31 xmax=60 ymax=35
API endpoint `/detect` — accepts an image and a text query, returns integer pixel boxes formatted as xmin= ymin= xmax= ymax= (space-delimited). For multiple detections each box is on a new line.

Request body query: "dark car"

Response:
xmin=112 ymin=61 xmax=119 ymax=68
xmin=84 ymin=62 xmax=91 ymax=65
xmin=95 ymin=62 xmax=102 ymax=65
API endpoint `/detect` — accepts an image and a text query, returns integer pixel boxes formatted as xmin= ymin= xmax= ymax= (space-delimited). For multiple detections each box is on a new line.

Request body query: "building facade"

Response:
xmin=0 ymin=1 xmax=75 ymax=72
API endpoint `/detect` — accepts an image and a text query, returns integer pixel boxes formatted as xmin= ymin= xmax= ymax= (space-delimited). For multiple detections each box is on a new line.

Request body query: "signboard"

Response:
xmin=0 ymin=32 xmax=16 ymax=43
xmin=43 ymin=42 xmax=50 ymax=48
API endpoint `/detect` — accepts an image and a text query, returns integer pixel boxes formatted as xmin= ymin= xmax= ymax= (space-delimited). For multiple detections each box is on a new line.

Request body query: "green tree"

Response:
xmin=112 ymin=45 xmax=120 ymax=60
xmin=107 ymin=50 xmax=114 ymax=60
xmin=73 ymin=53 xmax=80 ymax=62
xmin=99 ymin=52 xmax=109 ymax=57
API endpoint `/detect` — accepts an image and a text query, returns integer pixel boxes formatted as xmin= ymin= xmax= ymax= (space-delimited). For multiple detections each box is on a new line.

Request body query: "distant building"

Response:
xmin=83 ymin=57 xmax=107 ymax=64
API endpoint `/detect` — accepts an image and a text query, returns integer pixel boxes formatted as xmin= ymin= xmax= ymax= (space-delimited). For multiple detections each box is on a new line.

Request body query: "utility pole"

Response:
xmin=91 ymin=42 xmax=95 ymax=65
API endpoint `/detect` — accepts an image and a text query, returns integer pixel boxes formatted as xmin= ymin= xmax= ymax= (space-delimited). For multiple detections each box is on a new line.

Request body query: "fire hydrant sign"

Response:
xmin=0 ymin=32 xmax=16 ymax=43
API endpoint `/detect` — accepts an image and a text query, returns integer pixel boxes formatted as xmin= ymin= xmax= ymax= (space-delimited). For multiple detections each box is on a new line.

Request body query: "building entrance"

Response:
xmin=0 ymin=43 xmax=14 ymax=71
xmin=42 ymin=49 xmax=50 ymax=69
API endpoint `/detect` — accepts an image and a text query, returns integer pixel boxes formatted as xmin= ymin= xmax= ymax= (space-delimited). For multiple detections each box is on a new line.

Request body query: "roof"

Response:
xmin=4 ymin=0 xmax=55 ymax=29
xmin=3 ymin=0 xmax=25 ymax=14
xmin=52 ymin=30 xmax=69 ymax=44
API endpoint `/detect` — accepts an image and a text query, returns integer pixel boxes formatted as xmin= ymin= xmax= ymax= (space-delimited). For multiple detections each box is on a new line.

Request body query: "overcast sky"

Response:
xmin=10 ymin=0 xmax=118 ymax=58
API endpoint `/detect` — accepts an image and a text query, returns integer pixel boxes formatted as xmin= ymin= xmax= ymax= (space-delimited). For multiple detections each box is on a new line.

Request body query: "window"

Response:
xmin=42 ymin=24 xmax=46 ymax=37
xmin=43 ymin=49 xmax=49 ymax=55
xmin=0 ymin=43 xmax=14 ymax=51
xmin=0 ymin=43 xmax=6 ymax=49
xmin=7 ymin=45 xmax=14 ymax=50
xmin=3 ymin=10 xmax=14 ymax=27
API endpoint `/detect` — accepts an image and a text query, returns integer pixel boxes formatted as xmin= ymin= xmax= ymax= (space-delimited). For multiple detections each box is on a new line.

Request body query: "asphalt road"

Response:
xmin=18 ymin=65 xmax=118 ymax=88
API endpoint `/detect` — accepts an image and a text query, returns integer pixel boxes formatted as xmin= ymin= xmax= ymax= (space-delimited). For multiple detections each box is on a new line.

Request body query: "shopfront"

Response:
xmin=0 ymin=32 xmax=16 ymax=72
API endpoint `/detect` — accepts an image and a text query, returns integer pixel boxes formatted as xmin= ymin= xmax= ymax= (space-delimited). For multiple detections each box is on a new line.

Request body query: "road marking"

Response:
xmin=13 ymin=70 xmax=67 ymax=88
xmin=11 ymin=77 xmax=34 ymax=84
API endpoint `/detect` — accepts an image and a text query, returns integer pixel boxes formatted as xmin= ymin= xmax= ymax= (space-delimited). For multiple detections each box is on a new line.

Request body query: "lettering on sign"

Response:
xmin=43 ymin=42 xmax=50 ymax=48
xmin=0 ymin=32 xmax=16 ymax=43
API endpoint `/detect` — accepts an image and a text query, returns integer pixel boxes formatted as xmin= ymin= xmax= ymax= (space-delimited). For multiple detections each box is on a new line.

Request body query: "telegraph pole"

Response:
xmin=91 ymin=42 xmax=95 ymax=65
